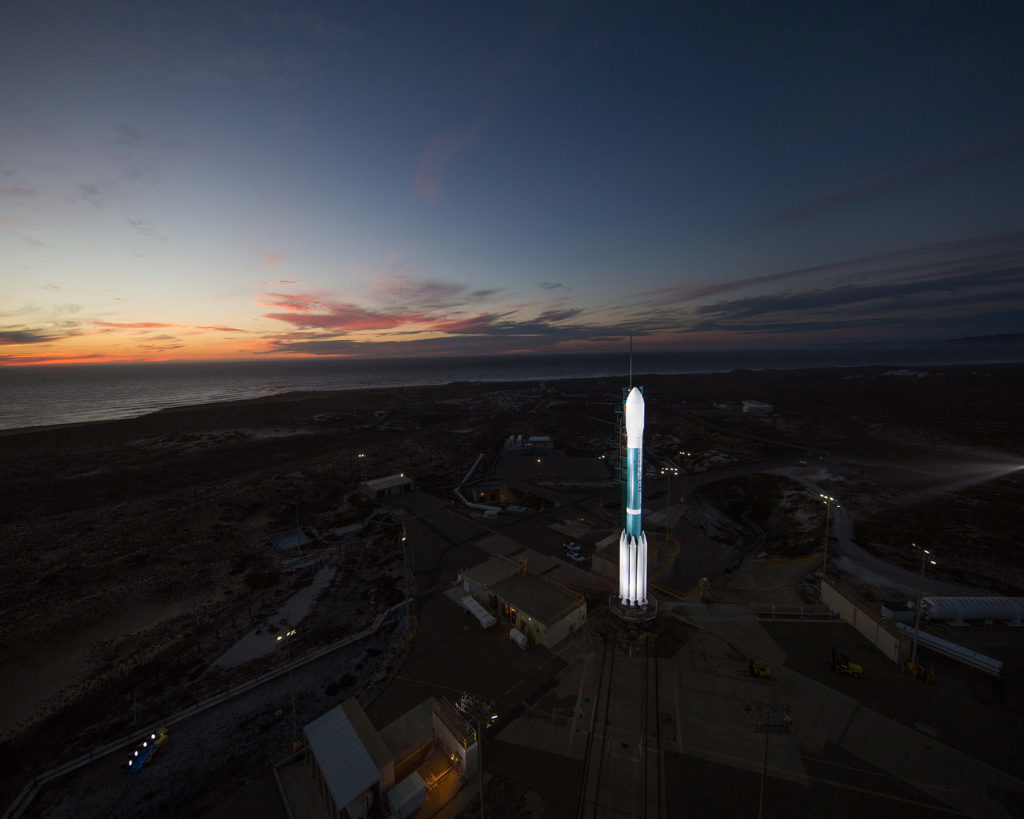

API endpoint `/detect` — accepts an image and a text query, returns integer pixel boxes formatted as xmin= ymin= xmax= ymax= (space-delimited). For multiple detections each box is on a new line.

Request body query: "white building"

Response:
xmin=304 ymin=698 xmax=394 ymax=818
xmin=461 ymin=556 xmax=587 ymax=648
xmin=361 ymin=473 xmax=415 ymax=500
xmin=742 ymin=400 xmax=773 ymax=415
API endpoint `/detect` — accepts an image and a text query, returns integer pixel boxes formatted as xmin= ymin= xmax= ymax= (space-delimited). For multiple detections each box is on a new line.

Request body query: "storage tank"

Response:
xmin=921 ymin=596 xmax=1024 ymax=627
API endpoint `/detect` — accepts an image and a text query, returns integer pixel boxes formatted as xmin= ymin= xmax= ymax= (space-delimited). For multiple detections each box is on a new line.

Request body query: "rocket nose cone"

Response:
xmin=625 ymin=387 xmax=644 ymax=444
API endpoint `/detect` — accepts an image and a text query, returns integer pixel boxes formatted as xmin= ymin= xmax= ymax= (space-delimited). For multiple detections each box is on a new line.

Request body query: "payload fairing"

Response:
xmin=619 ymin=387 xmax=648 ymax=607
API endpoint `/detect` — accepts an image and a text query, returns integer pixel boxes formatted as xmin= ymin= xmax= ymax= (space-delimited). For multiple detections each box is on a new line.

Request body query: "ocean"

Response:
xmin=1 ymin=344 xmax=1021 ymax=431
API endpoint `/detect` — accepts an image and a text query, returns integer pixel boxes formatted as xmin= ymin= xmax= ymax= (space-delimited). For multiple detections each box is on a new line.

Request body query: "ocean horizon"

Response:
xmin=2 ymin=344 xmax=1022 ymax=432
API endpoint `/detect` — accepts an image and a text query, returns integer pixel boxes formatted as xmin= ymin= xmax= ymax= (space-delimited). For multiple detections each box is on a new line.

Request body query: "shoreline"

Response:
xmin=4 ymin=355 xmax=1024 ymax=436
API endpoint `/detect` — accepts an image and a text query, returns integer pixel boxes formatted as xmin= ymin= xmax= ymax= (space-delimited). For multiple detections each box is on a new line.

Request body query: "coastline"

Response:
xmin=4 ymin=350 xmax=1024 ymax=435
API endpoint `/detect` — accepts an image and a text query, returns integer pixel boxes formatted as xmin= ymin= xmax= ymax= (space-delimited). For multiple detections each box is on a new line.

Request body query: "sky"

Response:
xmin=2 ymin=1 xmax=1024 ymax=365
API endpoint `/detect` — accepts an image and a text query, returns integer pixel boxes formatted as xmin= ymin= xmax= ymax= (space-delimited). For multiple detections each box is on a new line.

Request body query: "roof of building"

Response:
xmin=388 ymin=772 xmax=427 ymax=811
xmin=341 ymin=697 xmax=393 ymax=775
xmin=462 ymin=556 xmax=522 ymax=589
xmin=476 ymin=533 xmax=524 ymax=557
xmin=491 ymin=573 xmax=584 ymax=625
xmin=364 ymin=474 xmax=413 ymax=491
xmin=379 ymin=697 xmax=436 ymax=765
xmin=269 ymin=528 xmax=311 ymax=551
xmin=513 ymin=548 xmax=559 ymax=575
xmin=304 ymin=699 xmax=387 ymax=810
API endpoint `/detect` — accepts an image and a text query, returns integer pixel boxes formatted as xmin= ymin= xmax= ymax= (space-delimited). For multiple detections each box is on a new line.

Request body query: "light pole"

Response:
xmin=661 ymin=465 xmax=678 ymax=543
xmin=911 ymin=542 xmax=937 ymax=668
xmin=758 ymin=706 xmax=770 ymax=819
xmin=818 ymin=494 xmax=839 ymax=577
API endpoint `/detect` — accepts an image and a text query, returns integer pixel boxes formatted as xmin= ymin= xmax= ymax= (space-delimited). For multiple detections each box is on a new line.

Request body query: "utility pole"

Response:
xmin=758 ymin=708 xmax=770 ymax=819
xmin=819 ymin=494 xmax=839 ymax=577
xmin=478 ymin=718 xmax=485 ymax=819
xmin=665 ymin=471 xmax=672 ymax=543
xmin=911 ymin=542 xmax=937 ymax=667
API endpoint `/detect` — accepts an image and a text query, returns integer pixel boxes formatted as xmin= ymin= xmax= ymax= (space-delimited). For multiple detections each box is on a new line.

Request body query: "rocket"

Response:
xmin=619 ymin=387 xmax=648 ymax=606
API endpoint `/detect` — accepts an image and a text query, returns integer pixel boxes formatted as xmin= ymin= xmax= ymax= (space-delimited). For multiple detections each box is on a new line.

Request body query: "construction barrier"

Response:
xmin=820 ymin=577 xmax=911 ymax=665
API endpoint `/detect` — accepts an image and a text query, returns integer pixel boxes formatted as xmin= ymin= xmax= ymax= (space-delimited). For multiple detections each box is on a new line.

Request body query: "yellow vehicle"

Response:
xmin=748 ymin=659 xmax=771 ymax=678
xmin=830 ymin=647 xmax=863 ymax=678
xmin=125 ymin=728 xmax=169 ymax=774
xmin=904 ymin=662 xmax=935 ymax=683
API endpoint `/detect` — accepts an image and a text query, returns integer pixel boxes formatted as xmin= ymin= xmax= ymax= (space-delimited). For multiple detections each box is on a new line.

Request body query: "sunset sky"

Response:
xmin=3 ymin=2 xmax=1024 ymax=365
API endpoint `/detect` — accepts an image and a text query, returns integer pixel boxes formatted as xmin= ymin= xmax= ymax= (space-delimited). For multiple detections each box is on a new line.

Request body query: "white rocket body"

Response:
xmin=620 ymin=387 xmax=648 ymax=606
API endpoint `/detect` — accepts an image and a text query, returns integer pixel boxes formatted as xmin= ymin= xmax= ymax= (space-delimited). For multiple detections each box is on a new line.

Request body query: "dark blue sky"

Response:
xmin=2 ymin=1 xmax=1023 ymax=363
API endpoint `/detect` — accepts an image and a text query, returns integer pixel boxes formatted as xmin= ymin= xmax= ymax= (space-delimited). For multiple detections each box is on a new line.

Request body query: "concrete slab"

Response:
xmin=276 ymin=757 xmax=327 ymax=819
xmin=841 ymin=701 xmax=1024 ymax=818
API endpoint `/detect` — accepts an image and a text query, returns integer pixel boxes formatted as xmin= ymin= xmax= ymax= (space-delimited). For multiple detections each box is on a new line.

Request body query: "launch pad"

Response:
xmin=608 ymin=592 xmax=658 ymax=625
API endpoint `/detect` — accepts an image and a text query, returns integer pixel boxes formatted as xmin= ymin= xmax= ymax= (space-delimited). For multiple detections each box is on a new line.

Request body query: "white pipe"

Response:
xmin=895 ymin=622 xmax=1003 ymax=677
xmin=451 ymin=487 xmax=501 ymax=513
xmin=460 ymin=452 xmax=486 ymax=486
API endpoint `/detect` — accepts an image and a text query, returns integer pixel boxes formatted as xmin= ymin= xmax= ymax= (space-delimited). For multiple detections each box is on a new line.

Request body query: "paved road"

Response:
xmin=657 ymin=455 xmax=989 ymax=600
xmin=770 ymin=467 xmax=987 ymax=599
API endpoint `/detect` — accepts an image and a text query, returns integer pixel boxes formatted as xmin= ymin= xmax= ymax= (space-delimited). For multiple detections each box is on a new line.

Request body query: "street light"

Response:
xmin=911 ymin=542 xmax=937 ymax=668
xmin=660 ymin=466 xmax=677 ymax=543
xmin=818 ymin=494 xmax=840 ymax=577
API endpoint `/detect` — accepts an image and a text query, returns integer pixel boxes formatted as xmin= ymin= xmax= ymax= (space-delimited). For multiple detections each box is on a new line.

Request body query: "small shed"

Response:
xmin=387 ymin=772 xmax=427 ymax=819
xmin=362 ymin=474 xmax=415 ymax=500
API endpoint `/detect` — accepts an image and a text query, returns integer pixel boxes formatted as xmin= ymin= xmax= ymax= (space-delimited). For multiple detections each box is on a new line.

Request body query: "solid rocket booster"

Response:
xmin=620 ymin=387 xmax=648 ymax=607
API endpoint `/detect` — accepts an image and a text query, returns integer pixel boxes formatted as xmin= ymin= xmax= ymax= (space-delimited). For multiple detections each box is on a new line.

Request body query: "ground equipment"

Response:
xmin=830 ymin=647 xmax=863 ymax=677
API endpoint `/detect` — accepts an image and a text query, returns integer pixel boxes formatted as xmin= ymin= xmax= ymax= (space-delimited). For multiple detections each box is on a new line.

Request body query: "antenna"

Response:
xmin=629 ymin=333 xmax=633 ymax=387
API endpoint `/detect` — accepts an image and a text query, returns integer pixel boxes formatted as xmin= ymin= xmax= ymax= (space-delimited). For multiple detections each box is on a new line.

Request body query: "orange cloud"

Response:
xmin=94 ymin=321 xmax=175 ymax=330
